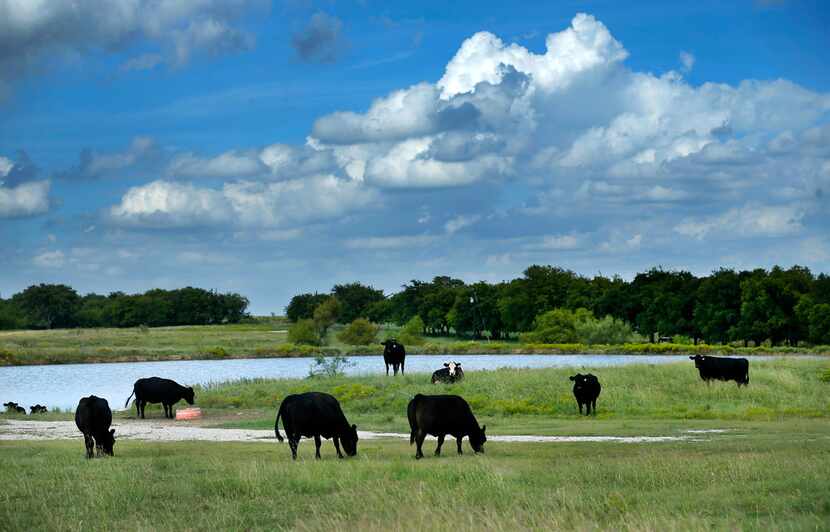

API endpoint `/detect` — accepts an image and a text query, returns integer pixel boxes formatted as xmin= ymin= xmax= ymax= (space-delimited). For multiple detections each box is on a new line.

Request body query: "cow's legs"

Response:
xmin=591 ymin=400 xmax=597 ymax=415
xmin=393 ymin=363 xmax=399 ymax=376
xmin=456 ymin=436 xmax=463 ymax=455
xmin=134 ymin=399 xmax=140 ymax=418
xmin=401 ymin=361 xmax=405 ymax=375
xmin=577 ymin=401 xmax=583 ymax=415
xmin=385 ymin=363 xmax=390 ymax=376
xmin=83 ymin=434 xmax=94 ymax=459
xmin=139 ymin=400 xmax=146 ymax=419
xmin=314 ymin=435 xmax=322 ymax=459
xmin=333 ymin=437 xmax=344 ymax=459
xmin=434 ymin=435 xmax=445 ymax=456
xmin=415 ymin=430 xmax=426 ymax=459
xmin=585 ymin=401 xmax=591 ymax=416
xmin=288 ymin=435 xmax=299 ymax=460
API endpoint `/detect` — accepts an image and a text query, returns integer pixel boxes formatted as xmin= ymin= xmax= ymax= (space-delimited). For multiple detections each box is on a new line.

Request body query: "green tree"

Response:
xmin=399 ymin=315 xmax=426 ymax=345
xmin=337 ymin=318 xmax=380 ymax=345
xmin=12 ymin=284 xmax=80 ymax=329
xmin=694 ymin=269 xmax=742 ymax=344
xmin=313 ymin=297 xmax=341 ymax=341
xmin=332 ymin=283 xmax=384 ymax=323
xmin=285 ymin=293 xmax=328 ymax=322
xmin=288 ymin=319 xmax=321 ymax=346
xmin=519 ymin=308 xmax=580 ymax=344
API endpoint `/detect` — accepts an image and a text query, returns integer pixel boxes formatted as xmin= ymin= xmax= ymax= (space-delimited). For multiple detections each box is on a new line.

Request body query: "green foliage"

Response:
xmin=203 ymin=346 xmax=228 ymax=359
xmin=308 ymin=354 xmax=353 ymax=378
xmin=520 ymin=308 xmax=584 ymax=343
xmin=332 ymin=283 xmax=385 ymax=323
xmin=313 ymin=297 xmax=341 ymax=339
xmin=285 ymin=292 xmax=329 ymax=322
xmin=398 ymin=315 xmax=425 ymax=345
xmin=574 ymin=314 xmax=640 ymax=345
xmin=337 ymin=318 xmax=380 ymax=345
xmin=287 ymin=319 xmax=321 ymax=346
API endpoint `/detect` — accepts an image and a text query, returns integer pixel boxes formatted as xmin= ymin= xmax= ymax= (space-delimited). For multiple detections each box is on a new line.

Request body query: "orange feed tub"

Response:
xmin=175 ymin=407 xmax=202 ymax=421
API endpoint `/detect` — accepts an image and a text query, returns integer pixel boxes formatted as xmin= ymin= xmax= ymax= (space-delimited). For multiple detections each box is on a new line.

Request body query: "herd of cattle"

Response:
xmin=3 ymin=401 xmax=47 ymax=414
xmin=4 ymin=340 xmax=751 ymax=460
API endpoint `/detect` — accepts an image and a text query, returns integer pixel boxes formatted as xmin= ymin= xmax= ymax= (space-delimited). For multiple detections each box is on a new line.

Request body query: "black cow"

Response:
xmin=3 ymin=401 xmax=26 ymax=414
xmin=29 ymin=404 xmax=48 ymax=414
xmin=74 ymin=395 xmax=115 ymax=458
xmin=407 ymin=394 xmax=486 ymax=459
xmin=274 ymin=392 xmax=358 ymax=460
xmin=381 ymin=339 xmax=406 ymax=376
xmin=125 ymin=377 xmax=195 ymax=419
xmin=690 ymin=355 xmax=749 ymax=386
xmin=431 ymin=361 xmax=465 ymax=384
xmin=570 ymin=373 xmax=601 ymax=415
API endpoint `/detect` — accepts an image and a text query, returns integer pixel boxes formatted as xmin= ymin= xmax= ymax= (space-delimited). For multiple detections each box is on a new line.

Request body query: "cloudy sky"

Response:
xmin=1 ymin=0 xmax=828 ymax=314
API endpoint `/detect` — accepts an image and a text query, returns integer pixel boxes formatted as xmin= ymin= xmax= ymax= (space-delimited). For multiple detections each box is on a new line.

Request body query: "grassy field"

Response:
xmin=1 ymin=322 xmax=828 ymax=366
xmin=1 ymin=420 xmax=829 ymax=531
xmin=2 ymin=360 xmax=829 ymax=530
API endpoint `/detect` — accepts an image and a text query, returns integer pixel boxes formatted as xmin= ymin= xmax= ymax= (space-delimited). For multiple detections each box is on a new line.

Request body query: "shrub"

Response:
xmin=308 ymin=355 xmax=353 ymax=378
xmin=398 ymin=315 xmax=426 ymax=346
xmin=337 ymin=318 xmax=380 ymax=345
xmin=575 ymin=315 xmax=640 ymax=345
xmin=520 ymin=308 xmax=581 ymax=344
xmin=204 ymin=346 xmax=228 ymax=358
xmin=288 ymin=319 xmax=322 ymax=346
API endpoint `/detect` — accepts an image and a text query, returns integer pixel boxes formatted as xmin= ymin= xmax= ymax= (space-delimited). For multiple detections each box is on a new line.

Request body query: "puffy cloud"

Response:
xmin=292 ymin=12 xmax=347 ymax=64
xmin=61 ymin=137 xmax=159 ymax=180
xmin=674 ymin=203 xmax=805 ymax=240
xmin=109 ymin=175 xmax=377 ymax=228
xmin=167 ymin=150 xmax=267 ymax=179
xmin=0 ymin=180 xmax=50 ymax=218
xmin=0 ymin=0 xmax=264 ymax=94
xmin=0 ymin=151 xmax=50 ymax=218
xmin=444 ymin=214 xmax=481 ymax=234
xmin=679 ymin=51 xmax=695 ymax=72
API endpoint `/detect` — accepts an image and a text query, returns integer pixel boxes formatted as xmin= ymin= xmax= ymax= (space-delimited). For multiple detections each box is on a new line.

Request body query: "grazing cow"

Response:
xmin=3 ymin=401 xmax=26 ymax=414
xmin=29 ymin=404 xmax=48 ymax=414
xmin=74 ymin=395 xmax=115 ymax=458
xmin=570 ymin=373 xmax=602 ymax=415
xmin=431 ymin=361 xmax=465 ymax=384
xmin=407 ymin=394 xmax=486 ymax=459
xmin=689 ymin=355 xmax=749 ymax=386
xmin=274 ymin=392 xmax=358 ymax=460
xmin=381 ymin=339 xmax=406 ymax=376
xmin=125 ymin=377 xmax=195 ymax=419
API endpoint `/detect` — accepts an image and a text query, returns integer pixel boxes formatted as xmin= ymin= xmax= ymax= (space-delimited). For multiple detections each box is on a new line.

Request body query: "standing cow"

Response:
xmin=125 ymin=377 xmax=195 ymax=419
xmin=570 ymin=373 xmax=601 ymax=415
xmin=431 ymin=361 xmax=465 ymax=384
xmin=689 ymin=355 xmax=749 ymax=386
xmin=274 ymin=392 xmax=358 ymax=460
xmin=75 ymin=395 xmax=115 ymax=458
xmin=407 ymin=394 xmax=486 ymax=459
xmin=3 ymin=401 xmax=26 ymax=414
xmin=381 ymin=339 xmax=406 ymax=376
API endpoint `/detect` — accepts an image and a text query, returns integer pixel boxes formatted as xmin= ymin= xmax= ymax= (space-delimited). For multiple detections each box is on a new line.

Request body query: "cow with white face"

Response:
xmin=431 ymin=361 xmax=464 ymax=384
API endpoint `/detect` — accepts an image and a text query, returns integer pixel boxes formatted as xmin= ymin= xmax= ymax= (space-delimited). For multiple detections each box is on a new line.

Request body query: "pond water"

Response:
xmin=0 ymin=354 xmax=807 ymax=412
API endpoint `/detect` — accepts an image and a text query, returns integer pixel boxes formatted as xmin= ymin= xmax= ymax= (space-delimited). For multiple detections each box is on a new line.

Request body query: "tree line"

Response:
xmin=0 ymin=284 xmax=249 ymax=330
xmin=286 ymin=266 xmax=830 ymax=346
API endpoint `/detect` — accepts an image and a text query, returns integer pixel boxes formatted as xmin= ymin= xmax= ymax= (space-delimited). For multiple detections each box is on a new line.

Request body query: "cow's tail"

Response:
xmin=274 ymin=402 xmax=285 ymax=442
xmin=408 ymin=394 xmax=422 ymax=445
xmin=124 ymin=390 xmax=135 ymax=409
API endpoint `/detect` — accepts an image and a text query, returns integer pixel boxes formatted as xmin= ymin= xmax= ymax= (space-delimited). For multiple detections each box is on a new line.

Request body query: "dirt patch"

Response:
xmin=0 ymin=420 xmax=701 ymax=444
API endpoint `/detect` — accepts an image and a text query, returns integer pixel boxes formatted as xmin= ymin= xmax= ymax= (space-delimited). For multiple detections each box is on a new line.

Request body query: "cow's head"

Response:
xmin=470 ymin=424 xmax=487 ymax=454
xmin=98 ymin=429 xmax=115 ymax=457
xmin=341 ymin=424 xmax=359 ymax=457
xmin=689 ymin=354 xmax=705 ymax=367
xmin=184 ymin=387 xmax=195 ymax=405
xmin=381 ymin=339 xmax=397 ymax=348
xmin=444 ymin=361 xmax=461 ymax=377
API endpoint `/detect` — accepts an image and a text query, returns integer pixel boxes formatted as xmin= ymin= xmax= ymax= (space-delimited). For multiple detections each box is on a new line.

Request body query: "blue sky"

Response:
xmin=1 ymin=0 xmax=828 ymax=314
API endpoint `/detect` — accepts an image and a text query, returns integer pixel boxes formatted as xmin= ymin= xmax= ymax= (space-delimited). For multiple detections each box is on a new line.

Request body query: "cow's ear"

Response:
xmin=444 ymin=363 xmax=449 ymax=367
xmin=481 ymin=425 xmax=486 ymax=433
xmin=569 ymin=375 xmax=576 ymax=381
xmin=689 ymin=356 xmax=695 ymax=360
xmin=110 ymin=429 xmax=115 ymax=435
xmin=351 ymin=424 xmax=357 ymax=431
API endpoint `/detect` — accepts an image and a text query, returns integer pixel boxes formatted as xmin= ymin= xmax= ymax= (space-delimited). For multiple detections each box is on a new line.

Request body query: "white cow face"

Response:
xmin=446 ymin=361 xmax=460 ymax=377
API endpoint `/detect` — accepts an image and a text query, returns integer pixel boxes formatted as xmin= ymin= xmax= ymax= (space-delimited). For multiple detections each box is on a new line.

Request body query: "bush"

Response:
xmin=519 ymin=308 xmax=581 ymax=344
xmin=575 ymin=315 xmax=640 ymax=345
xmin=308 ymin=355 xmax=353 ymax=378
xmin=337 ymin=318 xmax=380 ymax=345
xmin=288 ymin=319 xmax=321 ymax=346
xmin=398 ymin=315 xmax=426 ymax=346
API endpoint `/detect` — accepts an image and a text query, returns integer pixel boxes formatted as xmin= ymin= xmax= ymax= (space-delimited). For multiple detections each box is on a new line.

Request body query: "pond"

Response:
xmin=0 ymin=353 xmax=806 ymax=412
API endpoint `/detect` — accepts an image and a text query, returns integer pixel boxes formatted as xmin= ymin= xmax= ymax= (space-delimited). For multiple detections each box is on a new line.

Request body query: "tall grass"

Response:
xmin=196 ymin=359 xmax=830 ymax=421
xmin=1 ymin=427 xmax=828 ymax=531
